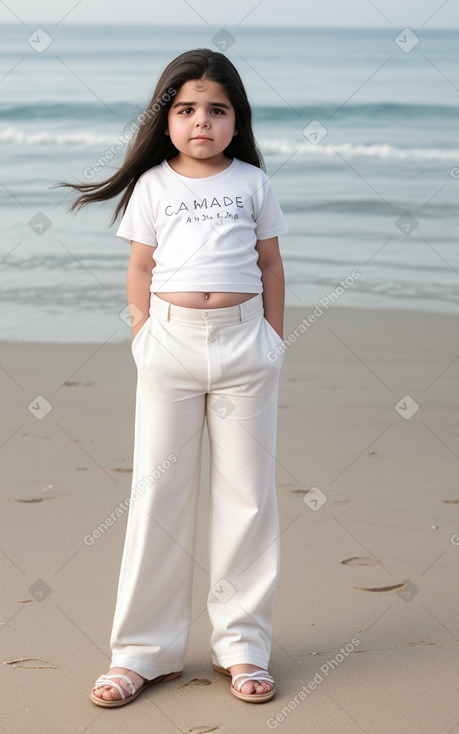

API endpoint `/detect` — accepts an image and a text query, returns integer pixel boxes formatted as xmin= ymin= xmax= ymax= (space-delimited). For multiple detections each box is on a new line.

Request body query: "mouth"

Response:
xmin=192 ymin=135 xmax=212 ymax=141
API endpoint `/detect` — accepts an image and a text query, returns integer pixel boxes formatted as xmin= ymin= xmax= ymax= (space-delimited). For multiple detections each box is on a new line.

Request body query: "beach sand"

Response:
xmin=1 ymin=305 xmax=458 ymax=733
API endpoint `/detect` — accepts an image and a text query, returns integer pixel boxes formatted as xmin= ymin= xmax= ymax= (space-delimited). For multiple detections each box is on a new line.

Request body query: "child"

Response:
xmin=61 ymin=48 xmax=288 ymax=707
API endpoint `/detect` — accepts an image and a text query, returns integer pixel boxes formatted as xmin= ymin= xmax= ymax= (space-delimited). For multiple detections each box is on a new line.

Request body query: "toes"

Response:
xmin=240 ymin=681 xmax=257 ymax=695
xmin=239 ymin=680 xmax=272 ymax=695
xmin=94 ymin=685 xmax=120 ymax=701
xmin=103 ymin=687 xmax=119 ymax=701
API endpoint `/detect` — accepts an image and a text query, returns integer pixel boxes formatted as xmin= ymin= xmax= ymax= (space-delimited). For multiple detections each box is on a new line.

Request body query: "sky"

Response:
xmin=1 ymin=0 xmax=458 ymax=27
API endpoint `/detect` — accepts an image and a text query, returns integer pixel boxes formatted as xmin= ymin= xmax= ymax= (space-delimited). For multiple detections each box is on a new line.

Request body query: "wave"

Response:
xmin=2 ymin=101 xmax=458 ymax=122
xmin=3 ymin=255 xmax=128 ymax=271
xmin=2 ymin=277 xmax=458 ymax=310
xmin=0 ymin=102 xmax=135 ymax=121
xmin=256 ymin=102 xmax=459 ymax=122
xmin=284 ymin=199 xmax=458 ymax=216
xmin=0 ymin=127 xmax=457 ymax=163
xmin=0 ymin=128 xmax=120 ymax=146
xmin=260 ymin=140 xmax=459 ymax=162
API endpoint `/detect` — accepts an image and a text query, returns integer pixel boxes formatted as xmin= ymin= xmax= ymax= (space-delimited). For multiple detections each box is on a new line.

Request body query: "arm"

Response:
xmin=126 ymin=241 xmax=156 ymax=339
xmin=255 ymin=236 xmax=285 ymax=339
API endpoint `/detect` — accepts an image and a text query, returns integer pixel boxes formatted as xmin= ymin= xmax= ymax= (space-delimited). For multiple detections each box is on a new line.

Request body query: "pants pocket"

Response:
xmin=261 ymin=316 xmax=285 ymax=367
xmin=131 ymin=316 xmax=151 ymax=359
xmin=262 ymin=317 xmax=283 ymax=347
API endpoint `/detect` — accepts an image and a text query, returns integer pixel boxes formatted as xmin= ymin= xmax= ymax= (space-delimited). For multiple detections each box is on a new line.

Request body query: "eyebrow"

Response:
xmin=172 ymin=101 xmax=231 ymax=109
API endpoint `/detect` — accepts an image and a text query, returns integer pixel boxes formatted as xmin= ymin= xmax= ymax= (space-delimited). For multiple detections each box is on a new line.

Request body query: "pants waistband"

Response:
xmin=150 ymin=293 xmax=264 ymax=324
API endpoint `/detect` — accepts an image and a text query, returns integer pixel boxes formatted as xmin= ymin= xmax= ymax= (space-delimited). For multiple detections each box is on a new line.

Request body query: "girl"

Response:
xmin=60 ymin=48 xmax=288 ymax=707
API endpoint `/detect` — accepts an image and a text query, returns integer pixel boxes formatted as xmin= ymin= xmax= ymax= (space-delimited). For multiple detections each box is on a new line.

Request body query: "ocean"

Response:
xmin=1 ymin=24 xmax=458 ymax=342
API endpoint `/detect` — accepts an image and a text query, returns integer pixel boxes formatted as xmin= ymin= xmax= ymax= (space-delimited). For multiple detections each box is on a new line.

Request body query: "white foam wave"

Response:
xmin=0 ymin=127 xmax=457 ymax=162
xmin=260 ymin=139 xmax=459 ymax=161
xmin=0 ymin=128 xmax=116 ymax=146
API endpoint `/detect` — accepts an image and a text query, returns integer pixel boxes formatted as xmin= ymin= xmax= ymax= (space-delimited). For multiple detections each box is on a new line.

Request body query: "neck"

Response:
xmin=167 ymin=154 xmax=232 ymax=178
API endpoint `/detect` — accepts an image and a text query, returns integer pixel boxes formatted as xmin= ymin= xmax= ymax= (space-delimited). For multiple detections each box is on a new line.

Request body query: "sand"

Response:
xmin=1 ymin=305 xmax=459 ymax=734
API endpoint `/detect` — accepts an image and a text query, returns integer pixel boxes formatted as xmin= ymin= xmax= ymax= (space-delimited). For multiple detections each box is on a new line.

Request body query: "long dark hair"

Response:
xmin=57 ymin=48 xmax=264 ymax=224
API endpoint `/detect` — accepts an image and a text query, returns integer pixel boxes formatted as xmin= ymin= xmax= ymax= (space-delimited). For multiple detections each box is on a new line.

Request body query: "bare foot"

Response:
xmin=227 ymin=663 xmax=274 ymax=696
xmin=92 ymin=667 xmax=145 ymax=702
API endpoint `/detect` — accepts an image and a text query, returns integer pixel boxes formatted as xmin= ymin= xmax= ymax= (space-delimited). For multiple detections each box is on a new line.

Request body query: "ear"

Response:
xmin=165 ymin=129 xmax=169 ymax=136
xmin=233 ymin=129 xmax=238 ymax=136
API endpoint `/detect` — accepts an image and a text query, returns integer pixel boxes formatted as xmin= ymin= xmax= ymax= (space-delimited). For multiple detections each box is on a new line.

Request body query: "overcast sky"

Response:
xmin=1 ymin=0 xmax=458 ymax=27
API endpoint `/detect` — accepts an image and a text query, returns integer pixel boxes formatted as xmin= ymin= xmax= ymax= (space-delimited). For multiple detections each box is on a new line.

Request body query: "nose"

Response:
xmin=195 ymin=109 xmax=210 ymax=128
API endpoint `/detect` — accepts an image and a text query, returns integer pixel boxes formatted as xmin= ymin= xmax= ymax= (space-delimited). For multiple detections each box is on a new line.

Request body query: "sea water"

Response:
xmin=1 ymin=25 xmax=458 ymax=342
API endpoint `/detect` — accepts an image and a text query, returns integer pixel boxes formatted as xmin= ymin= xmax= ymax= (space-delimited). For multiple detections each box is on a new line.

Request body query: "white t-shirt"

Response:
xmin=116 ymin=158 xmax=288 ymax=293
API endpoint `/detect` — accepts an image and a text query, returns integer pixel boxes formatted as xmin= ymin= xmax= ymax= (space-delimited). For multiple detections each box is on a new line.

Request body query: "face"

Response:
xmin=166 ymin=78 xmax=237 ymax=163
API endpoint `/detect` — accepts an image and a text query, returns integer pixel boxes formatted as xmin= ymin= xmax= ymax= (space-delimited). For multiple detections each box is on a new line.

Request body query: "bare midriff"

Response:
xmin=154 ymin=292 xmax=257 ymax=308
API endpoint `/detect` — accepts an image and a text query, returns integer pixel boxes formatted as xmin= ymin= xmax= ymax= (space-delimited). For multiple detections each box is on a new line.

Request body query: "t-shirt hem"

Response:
xmin=255 ymin=224 xmax=289 ymax=240
xmin=150 ymin=284 xmax=263 ymax=293
xmin=116 ymin=231 xmax=157 ymax=247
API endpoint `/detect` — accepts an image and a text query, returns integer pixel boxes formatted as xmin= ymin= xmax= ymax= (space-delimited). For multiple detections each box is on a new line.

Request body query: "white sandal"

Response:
xmin=90 ymin=670 xmax=182 ymax=708
xmin=213 ymin=664 xmax=276 ymax=702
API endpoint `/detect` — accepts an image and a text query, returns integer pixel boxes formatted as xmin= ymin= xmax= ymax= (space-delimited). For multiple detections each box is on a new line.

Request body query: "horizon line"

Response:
xmin=1 ymin=22 xmax=457 ymax=30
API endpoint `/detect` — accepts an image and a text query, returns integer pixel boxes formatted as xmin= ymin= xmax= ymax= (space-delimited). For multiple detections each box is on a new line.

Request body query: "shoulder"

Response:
xmin=136 ymin=161 xmax=167 ymax=185
xmin=233 ymin=159 xmax=268 ymax=182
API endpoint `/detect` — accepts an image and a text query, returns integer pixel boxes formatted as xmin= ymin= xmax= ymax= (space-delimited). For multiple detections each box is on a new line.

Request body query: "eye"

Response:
xmin=179 ymin=107 xmax=193 ymax=115
xmin=212 ymin=108 xmax=224 ymax=116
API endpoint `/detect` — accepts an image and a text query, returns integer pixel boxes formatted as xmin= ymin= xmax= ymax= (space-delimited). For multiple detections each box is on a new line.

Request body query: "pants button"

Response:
xmin=203 ymin=311 xmax=208 ymax=318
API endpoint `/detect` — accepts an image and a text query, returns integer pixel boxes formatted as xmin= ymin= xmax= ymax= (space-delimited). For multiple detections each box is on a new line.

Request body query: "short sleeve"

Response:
xmin=253 ymin=175 xmax=288 ymax=241
xmin=116 ymin=174 xmax=157 ymax=247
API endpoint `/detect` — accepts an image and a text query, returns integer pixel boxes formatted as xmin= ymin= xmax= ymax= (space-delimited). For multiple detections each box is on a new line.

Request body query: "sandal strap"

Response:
xmin=231 ymin=669 xmax=274 ymax=692
xmin=92 ymin=673 xmax=136 ymax=699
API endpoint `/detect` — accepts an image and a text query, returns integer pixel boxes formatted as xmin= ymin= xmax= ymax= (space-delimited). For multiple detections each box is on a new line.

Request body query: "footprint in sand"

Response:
xmin=22 ymin=434 xmax=93 ymax=444
xmin=76 ymin=467 xmax=132 ymax=472
xmin=341 ymin=556 xmax=380 ymax=567
xmin=4 ymin=657 xmax=59 ymax=669
xmin=63 ymin=381 xmax=94 ymax=387
xmin=353 ymin=583 xmax=407 ymax=593
xmin=178 ymin=678 xmax=212 ymax=688
xmin=279 ymin=485 xmax=307 ymax=494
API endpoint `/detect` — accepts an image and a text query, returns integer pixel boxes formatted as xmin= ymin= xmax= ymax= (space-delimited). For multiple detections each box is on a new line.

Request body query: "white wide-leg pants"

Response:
xmin=110 ymin=293 xmax=284 ymax=680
